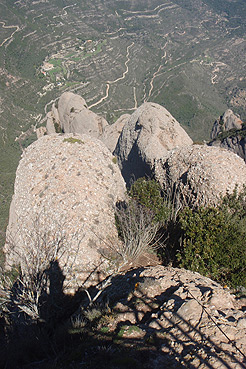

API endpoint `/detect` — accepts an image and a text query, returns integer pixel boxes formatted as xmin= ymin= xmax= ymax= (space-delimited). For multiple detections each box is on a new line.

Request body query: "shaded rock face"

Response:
xmin=113 ymin=102 xmax=193 ymax=186
xmin=99 ymin=265 xmax=245 ymax=369
xmin=209 ymin=109 xmax=246 ymax=163
xmin=210 ymin=135 xmax=246 ymax=163
xmin=5 ymin=134 xmax=126 ymax=291
xmin=211 ymin=109 xmax=243 ymax=140
xmin=154 ymin=145 xmax=246 ymax=207
xmin=101 ymin=114 xmax=130 ymax=153
xmin=47 ymin=92 xmax=109 ymax=139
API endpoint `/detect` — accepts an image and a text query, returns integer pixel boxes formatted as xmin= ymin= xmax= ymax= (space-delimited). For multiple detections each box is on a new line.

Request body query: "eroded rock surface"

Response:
xmin=97 ymin=265 xmax=246 ymax=369
xmin=113 ymin=102 xmax=193 ymax=185
xmin=209 ymin=109 xmax=246 ymax=163
xmin=47 ymin=92 xmax=109 ymax=139
xmin=211 ymin=109 xmax=243 ymax=140
xmin=154 ymin=145 xmax=246 ymax=206
xmin=101 ymin=114 xmax=130 ymax=153
xmin=5 ymin=134 xmax=126 ymax=291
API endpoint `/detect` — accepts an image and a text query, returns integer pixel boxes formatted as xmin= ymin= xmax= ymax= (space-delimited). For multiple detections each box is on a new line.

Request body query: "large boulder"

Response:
xmin=47 ymin=92 xmax=109 ymax=139
xmin=113 ymin=102 xmax=193 ymax=186
xmin=5 ymin=134 xmax=126 ymax=291
xmin=154 ymin=144 xmax=246 ymax=206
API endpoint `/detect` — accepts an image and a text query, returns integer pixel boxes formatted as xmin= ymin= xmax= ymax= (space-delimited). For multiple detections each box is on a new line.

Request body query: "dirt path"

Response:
xmin=0 ymin=22 xmax=20 ymax=48
xmin=145 ymin=41 xmax=169 ymax=101
xmin=133 ymin=86 xmax=138 ymax=109
xmin=88 ymin=42 xmax=134 ymax=109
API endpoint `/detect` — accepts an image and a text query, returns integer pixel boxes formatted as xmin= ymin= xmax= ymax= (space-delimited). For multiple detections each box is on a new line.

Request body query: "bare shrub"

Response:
xmin=115 ymin=200 xmax=160 ymax=261
xmin=0 ymin=217 xmax=83 ymax=323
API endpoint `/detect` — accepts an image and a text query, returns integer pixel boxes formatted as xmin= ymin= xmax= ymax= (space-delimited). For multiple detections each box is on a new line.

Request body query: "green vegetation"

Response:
xmin=212 ymin=126 xmax=246 ymax=143
xmin=112 ymin=156 xmax=117 ymax=164
xmin=178 ymin=204 xmax=246 ymax=288
xmin=117 ymin=324 xmax=142 ymax=337
xmin=125 ymin=178 xmax=246 ymax=289
xmin=129 ymin=178 xmax=173 ymax=224
xmin=63 ymin=137 xmax=84 ymax=144
xmin=49 ymin=59 xmax=62 ymax=66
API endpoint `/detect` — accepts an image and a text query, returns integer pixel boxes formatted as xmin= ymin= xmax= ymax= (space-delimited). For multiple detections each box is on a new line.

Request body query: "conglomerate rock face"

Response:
xmin=100 ymin=265 xmax=246 ymax=369
xmin=113 ymin=102 xmax=193 ymax=186
xmin=5 ymin=134 xmax=126 ymax=291
xmin=154 ymin=144 xmax=246 ymax=207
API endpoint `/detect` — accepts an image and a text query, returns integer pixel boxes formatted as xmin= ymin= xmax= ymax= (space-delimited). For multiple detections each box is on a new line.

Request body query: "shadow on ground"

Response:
xmin=0 ymin=265 xmax=245 ymax=369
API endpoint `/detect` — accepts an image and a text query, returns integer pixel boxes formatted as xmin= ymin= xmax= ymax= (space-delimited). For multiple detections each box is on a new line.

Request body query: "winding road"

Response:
xmin=145 ymin=41 xmax=169 ymax=101
xmin=88 ymin=42 xmax=134 ymax=109
xmin=0 ymin=21 xmax=20 ymax=48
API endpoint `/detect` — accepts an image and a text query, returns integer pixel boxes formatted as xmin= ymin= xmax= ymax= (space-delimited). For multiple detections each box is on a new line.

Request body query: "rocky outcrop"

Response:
xmin=209 ymin=109 xmax=246 ymax=163
xmin=98 ymin=265 xmax=246 ymax=369
xmin=47 ymin=92 xmax=109 ymax=139
xmin=101 ymin=114 xmax=130 ymax=153
xmin=211 ymin=109 xmax=243 ymax=140
xmin=5 ymin=134 xmax=126 ymax=291
xmin=113 ymin=102 xmax=193 ymax=186
xmin=210 ymin=135 xmax=246 ymax=163
xmin=154 ymin=145 xmax=246 ymax=206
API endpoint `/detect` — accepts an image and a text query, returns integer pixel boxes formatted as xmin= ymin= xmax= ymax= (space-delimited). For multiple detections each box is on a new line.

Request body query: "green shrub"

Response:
xmin=177 ymin=201 xmax=246 ymax=288
xmin=121 ymin=178 xmax=246 ymax=288
xmin=128 ymin=178 xmax=172 ymax=224
xmin=54 ymin=121 xmax=62 ymax=133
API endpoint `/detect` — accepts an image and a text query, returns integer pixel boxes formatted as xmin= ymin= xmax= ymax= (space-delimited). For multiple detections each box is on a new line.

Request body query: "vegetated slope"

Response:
xmin=0 ymin=0 xmax=245 ymax=246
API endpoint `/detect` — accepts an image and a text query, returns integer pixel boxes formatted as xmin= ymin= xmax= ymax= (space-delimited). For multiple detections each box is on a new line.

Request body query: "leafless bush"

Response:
xmin=115 ymin=200 xmax=160 ymax=261
xmin=0 ymin=217 xmax=83 ymax=323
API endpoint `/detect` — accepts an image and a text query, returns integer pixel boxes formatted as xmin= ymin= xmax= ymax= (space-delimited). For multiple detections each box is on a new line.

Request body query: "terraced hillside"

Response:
xmin=0 ymin=0 xmax=246 ymax=245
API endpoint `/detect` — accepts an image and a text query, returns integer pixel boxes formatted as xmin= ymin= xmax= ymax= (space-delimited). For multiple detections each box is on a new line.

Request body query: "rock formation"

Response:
xmin=211 ymin=109 xmax=243 ymax=140
xmin=5 ymin=133 xmax=126 ymax=291
xmin=113 ymin=102 xmax=193 ymax=186
xmin=99 ymin=265 xmax=246 ymax=369
xmin=46 ymin=92 xmax=128 ymax=153
xmin=100 ymin=114 xmax=130 ymax=153
xmin=46 ymin=92 xmax=109 ymax=140
xmin=210 ymin=135 xmax=246 ymax=163
xmin=154 ymin=144 xmax=246 ymax=207
xmin=4 ymin=95 xmax=246 ymax=367
xmin=209 ymin=109 xmax=246 ymax=163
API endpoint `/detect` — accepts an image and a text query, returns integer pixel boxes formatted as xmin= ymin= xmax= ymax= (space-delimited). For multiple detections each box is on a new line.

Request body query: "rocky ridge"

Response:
xmin=209 ymin=109 xmax=246 ymax=163
xmin=46 ymin=92 xmax=127 ymax=153
xmin=47 ymin=92 xmax=108 ymax=139
xmin=210 ymin=109 xmax=243 ymax=140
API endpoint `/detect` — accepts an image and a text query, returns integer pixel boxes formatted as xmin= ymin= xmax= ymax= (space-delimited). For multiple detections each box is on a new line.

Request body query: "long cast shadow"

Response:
xmin=1 ymin=264 xmax=245 ymax=369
